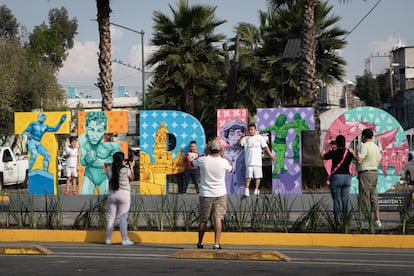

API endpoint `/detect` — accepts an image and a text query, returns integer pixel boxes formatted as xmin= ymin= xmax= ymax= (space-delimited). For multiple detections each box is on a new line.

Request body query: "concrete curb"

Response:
xmin=0 ymin=196 xmax=9 ymax=202
xmin=0 ymin=230 xmax=414 ymax=248
xmin=169 ymin=249 xmax=291 ymax=262
xmin=0 ymin=244 xmax=53 ymax=255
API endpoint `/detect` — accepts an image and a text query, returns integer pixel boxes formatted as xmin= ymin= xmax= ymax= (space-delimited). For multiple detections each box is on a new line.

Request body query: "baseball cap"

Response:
xmin=209 ymin=138 xmax=222 ymax=151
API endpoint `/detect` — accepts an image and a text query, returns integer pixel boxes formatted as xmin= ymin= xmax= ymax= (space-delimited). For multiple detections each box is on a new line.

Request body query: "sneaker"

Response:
xmin=243 ymin=188 xmax=250 ymax=197
xmin=253 ymin=189 xmax=260 ymax=195
xmin=212 ymin=244 xmax=222 ymax=249
xmin=64 ymin=190 xmax=70 ymax=195
xmin=121 ymin=239 xmax=134 ymax=246
xmin=105 ymin=239 xmax=112 ymax=245
xmin=196 ymin=243 xmax=204 ymax=249
xmin=361 ymin=221 xmax=369 ymax=229
xmin=72 ymin=190 xmax=78 ymax=195
xmin=375 ymin=220 xmax=382 ymax=228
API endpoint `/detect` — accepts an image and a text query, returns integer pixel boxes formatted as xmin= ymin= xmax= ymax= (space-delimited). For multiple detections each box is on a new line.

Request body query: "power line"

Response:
xmin=112 ymin=59 xmax=154 ymax=77
xmin=113 ymin=59 xmax=143 ymax=72
xmin=343 ymin=0 xmax=382 ymax=40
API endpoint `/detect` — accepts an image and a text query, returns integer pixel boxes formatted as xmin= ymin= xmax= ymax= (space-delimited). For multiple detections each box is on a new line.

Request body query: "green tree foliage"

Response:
xmin=256 ymin=1 xmax=347 ymax=105
xmin=146 ymin=0 xmax=227 ymax=137
xmin=0 ymin=5 xmax=18 ymax=39
xmin=28 ymin=7 xmax=78 ymax=71
xmin=354 ymin=73 xmax=381 ymax=107
xmin=146 ymin=0 xmax=348 ymax=136
xmin=354 ymin=70 xmax=393 ymax=107
xmin=223 ymin=0 xmax=347 ymax=118
xmin=147 ymin=0 xmax=225 ymax=114
xmin=375 ymin=69 xmax=393 ymax=103
xmin=0 ymin=39 xmax=66 ymax=137
xmin=0 ymin=6 xmax=71 ymax=137
xmin=0 ymin=40 xmax=22 ymax=135
xmin=226 ymin=23 xmax=267 ymax=114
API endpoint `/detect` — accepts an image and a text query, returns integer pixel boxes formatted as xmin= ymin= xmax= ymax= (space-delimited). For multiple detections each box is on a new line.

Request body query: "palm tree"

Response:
xmin=260 ymin=2 xmax=346 ymax=103
xmin=146 ymin=0 xmax=226 ymax=116
xmin=268 ymin=0 xmax=349 ymax=146
xmin=96 ymin=0 xmax=113 ymax=111
xmin=269 ymin=0 xmax=319 ymax=134
xmin=229 ymin=2 xmax=346 ymax=110
xmin=225 ymin=23 xmax=267 ymax=114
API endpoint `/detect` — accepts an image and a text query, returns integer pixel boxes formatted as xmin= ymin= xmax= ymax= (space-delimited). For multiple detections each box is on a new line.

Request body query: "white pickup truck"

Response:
xmin=0 ymin=147 xmax=28 ymax=190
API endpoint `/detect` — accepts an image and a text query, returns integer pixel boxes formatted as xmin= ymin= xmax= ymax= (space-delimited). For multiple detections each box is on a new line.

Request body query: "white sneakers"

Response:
xmin=121 ymin=239 xmax=134 ymax=246
xmin=362 ymin=220 xmax=382 ymax=229
xmin=244 ymin=188 xmax=261 ymax=196
xmin=105 ymin=238 xmax=134 ymax=245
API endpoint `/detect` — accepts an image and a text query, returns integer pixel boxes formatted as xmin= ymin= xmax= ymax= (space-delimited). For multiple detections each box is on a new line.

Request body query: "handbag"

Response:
xmin=326 ymin=149 xmax=348 ymax=186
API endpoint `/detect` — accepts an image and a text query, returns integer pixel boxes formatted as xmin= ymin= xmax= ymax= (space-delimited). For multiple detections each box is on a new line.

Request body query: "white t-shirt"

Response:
xmin=240 ymin=134 xmax=267 ymax=167
xmin=64 ymin=145 xmax=78 ymax=168
xmin=192 ymin=155 xmax=232 ymax=197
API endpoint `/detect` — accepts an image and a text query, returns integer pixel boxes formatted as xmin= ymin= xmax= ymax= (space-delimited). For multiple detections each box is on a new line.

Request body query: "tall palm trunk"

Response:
xmin=299 ymin=0 xmax=319 ymax=135
xmin=184 ymin=86 xmax=194 ymax=115
xmin=299 ymin=0 xmax=321 ymax=163
xmin=226 ymin=34 xmax=240 ymax=108
xmin=96 ymin=0 xmax=113 ymax=111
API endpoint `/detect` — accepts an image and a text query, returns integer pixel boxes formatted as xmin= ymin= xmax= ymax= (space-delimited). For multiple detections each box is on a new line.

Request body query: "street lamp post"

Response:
xmin=110 ymin=22 xmax=146 ymax=109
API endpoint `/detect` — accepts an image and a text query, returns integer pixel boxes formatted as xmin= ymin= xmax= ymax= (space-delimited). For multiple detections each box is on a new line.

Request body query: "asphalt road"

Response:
xmin=1 ymin=242 xmax=413 ymax=275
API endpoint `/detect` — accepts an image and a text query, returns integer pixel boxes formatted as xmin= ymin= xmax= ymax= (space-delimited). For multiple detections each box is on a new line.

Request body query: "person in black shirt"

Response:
xmin=321 ymin=135 xmax=356 ymax=230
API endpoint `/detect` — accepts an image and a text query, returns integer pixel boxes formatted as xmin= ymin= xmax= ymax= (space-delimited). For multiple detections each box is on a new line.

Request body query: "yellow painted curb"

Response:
xmin=0 ymin=245 xmax=53 ymax=255
xmin=169 ymin=249 xmax=291 ymax=261
xmin=0 ymin=195 xmax=9 ymax=202
xmin=0 ymin=230 xmax=413 ymax=249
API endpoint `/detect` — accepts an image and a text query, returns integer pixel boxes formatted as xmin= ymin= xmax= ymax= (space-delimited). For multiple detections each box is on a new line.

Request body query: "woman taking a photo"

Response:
xmin=321 ymin=135 xmax=356 ymax=231
xmin=105 ymin=151 xmax=135 ymax=245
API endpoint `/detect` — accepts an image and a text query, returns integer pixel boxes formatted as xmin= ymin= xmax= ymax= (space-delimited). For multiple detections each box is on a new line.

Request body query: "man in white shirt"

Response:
xmin=63 ymin=136 xmax=78 ymax=194
xmin=239 ymin=123 xmax=275 ymax=196
xmin=192 ymin=138 xmax=232 ymax=249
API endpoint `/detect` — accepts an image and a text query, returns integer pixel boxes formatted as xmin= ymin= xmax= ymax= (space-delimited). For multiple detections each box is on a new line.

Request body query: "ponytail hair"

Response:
xmin=110 ymin=151 xmax=125 ymax=191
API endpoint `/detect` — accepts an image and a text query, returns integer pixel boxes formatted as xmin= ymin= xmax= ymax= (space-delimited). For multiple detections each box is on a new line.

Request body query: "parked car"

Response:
xmin=405 ymin=151 xmax=414 ymax=185
xmin=58 ymin=156 xmax=67 ymax=181
xmin=0 ymin=147 xmax=28 ymax=190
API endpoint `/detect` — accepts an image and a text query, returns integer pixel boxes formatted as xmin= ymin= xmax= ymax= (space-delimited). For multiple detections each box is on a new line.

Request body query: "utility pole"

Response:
xmin=389 ymin=54 xmax=394 ymax=98
xmin=364 ymin=52 xmax=388 ymax=75
xmin=110 ymin=22 xmax=146 ymax=109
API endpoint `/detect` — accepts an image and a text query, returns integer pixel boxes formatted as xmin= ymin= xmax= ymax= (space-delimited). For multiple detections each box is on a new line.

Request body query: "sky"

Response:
xmin=3 ymin=0 xmax=414 ymax=98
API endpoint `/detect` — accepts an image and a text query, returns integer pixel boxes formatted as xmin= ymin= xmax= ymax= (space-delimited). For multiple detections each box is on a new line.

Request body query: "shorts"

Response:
xmin=199 ymin=195 xmax=227 ymax=222
xmin=66 ymin=167 xmax=78 ymax=177
xmin=245 ymin=166 xmax=263 ymax=179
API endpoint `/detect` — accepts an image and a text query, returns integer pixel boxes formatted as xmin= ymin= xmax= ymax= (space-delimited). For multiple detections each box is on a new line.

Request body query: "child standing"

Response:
xmin=183 ymin=140 xmax=201 ymax=193
xmin=63 ymin=136 xmax=78 ymax=195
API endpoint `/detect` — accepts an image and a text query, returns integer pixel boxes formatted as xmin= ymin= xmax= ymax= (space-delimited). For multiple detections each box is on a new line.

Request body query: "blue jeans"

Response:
xmin=329 ymin=174 xmax=352 ymax=225
xmin=184 ymin=168 xmax=199 ymax=193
